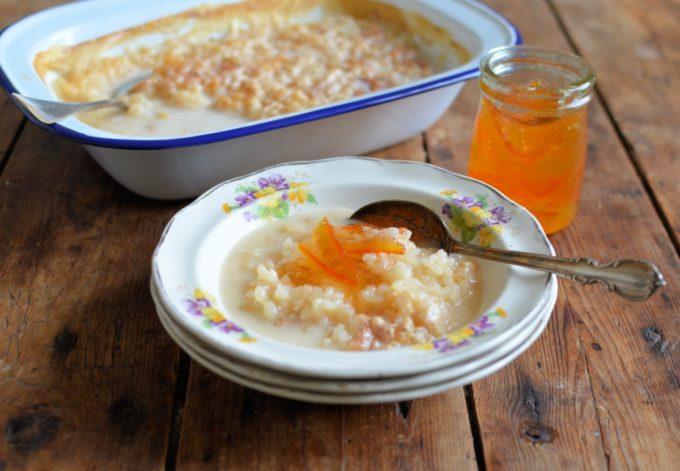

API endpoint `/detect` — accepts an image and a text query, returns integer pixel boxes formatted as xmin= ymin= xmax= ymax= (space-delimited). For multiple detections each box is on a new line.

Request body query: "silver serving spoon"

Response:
xmin=351 ymin=200 xmax=666 ymax=301
xmin=11 ymin=71 xmax=152 ymax=124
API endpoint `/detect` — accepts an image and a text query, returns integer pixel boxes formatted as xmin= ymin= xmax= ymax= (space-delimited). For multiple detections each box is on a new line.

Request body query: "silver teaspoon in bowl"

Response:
xmin=351 ymin=200 xmax=666 ymax=301
xmin=11 ymin=71 xmax=152 ymax=124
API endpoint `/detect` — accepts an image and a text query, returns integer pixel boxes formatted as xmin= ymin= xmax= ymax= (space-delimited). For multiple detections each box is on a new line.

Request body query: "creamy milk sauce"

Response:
xmin=79 ymin=101 xmax=249 ymax=137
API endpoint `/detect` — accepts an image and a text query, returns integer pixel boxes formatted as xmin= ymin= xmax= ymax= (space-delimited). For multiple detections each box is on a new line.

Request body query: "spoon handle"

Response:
xmin=11 ymin=93 xmax=122 ymax=124
xmin=447 ymin=241 xmax=666 ymax=301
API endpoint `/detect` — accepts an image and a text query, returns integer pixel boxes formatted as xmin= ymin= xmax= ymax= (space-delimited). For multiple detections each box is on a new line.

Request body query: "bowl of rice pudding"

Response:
xmin=151 ymin=157 xmax=557 ymax=378
xmin=0 ymin=0 xmax=519 ymax=199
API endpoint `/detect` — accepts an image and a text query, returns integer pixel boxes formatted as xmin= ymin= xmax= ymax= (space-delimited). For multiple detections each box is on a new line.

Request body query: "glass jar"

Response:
xmin=467 ymin=46 xmax=596 ymax=234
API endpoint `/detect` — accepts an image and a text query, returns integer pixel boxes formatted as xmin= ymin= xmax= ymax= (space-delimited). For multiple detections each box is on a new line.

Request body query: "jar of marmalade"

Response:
xmin=468 ymin=46 xmax=596 ymax=234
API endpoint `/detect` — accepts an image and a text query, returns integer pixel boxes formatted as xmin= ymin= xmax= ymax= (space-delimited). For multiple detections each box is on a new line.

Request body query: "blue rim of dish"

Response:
xmin=0 ymin=1 xmax=522 ymax=151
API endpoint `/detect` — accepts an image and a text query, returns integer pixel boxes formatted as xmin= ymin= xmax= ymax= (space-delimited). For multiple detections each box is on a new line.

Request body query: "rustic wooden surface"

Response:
xmin=1 ymin=0 xmax=678 ymax=469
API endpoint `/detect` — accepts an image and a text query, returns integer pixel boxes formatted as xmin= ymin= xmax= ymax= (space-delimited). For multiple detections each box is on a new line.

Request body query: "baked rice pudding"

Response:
xmin=34 ymin=0 xmax=468 ymax=137
xmin=221 ymin=209 xmax=479 ymax=351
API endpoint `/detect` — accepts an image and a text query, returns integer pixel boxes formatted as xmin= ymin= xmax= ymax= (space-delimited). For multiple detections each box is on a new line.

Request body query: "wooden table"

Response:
xmin=1 ymin=0 xmax=678 ymax=469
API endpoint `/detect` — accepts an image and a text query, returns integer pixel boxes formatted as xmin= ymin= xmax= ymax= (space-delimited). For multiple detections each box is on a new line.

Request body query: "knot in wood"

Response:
xmin=53 ymin=327 xmax=78 ymax=355
xmin=5 ymin=404 xmax=60 ymax=455
xmin=519 ymin=420 xmax=557 ymax=445
xmin=642 ymin=326 xmax=670 ymax=355
xmin=107 ymin=397 xmax=147 ymax=438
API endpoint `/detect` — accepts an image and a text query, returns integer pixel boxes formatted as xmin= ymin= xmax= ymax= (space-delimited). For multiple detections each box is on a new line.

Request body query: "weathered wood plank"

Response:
xmin=1 ymin=0 xmax=67 ymax=24
xmin=175 ymin=365 xmax=345 ymax=470
xmin=341 ymin=391 xmax=477 ymax=470
xmin=369 ymin=135 xmax=427 ymax=161
xmin=0 ymin=1 xmax=93 ymax=168
xmin=551 ymin=0 xmax=680 ymax=243
xmin=0 ymin=1 xmax=67 ymax=166
xmin=0 ymin=98 xmax=23 ymax=168
xmin=471 ymin=298 xmax=607 ymax=469
xmin=0 ymin=124 xmax=182 ymax=469
xmin=175 ymin=140 xmax=478 ymax=470
xmin=540 ymin=84 xmax=680 ymax=470
xmin=427 ymin=0 xmax=680 ymax=468
xmin=178 ymin=366 xmax=477 ymax=471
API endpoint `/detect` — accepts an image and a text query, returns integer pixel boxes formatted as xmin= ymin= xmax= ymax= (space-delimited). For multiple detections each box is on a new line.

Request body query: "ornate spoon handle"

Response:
xmin=446 ymin=240 xmax=666 ymax=301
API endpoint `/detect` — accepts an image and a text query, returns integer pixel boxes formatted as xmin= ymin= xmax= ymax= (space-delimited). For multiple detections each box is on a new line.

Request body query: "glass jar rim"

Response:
xmin=479 ymin=45 xmax=596 ymax=105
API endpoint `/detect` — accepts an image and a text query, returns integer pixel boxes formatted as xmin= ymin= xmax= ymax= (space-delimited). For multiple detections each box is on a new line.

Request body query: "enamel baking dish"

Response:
xmin=0 ymin=0 xmax=520 ymax=199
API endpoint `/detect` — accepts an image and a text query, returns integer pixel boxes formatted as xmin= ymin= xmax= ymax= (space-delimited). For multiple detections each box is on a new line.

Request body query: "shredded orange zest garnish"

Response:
xmin=314 ymin=217 xmax=348 ymax=258
xmin=338 ymin=223 xmax=368 ymax=234
xmin=297 ymin=242 xmax=357 ymax=285
xmin=336 ymin=223 xmax=406 ymax=254
xmin=340 ymin=236 xmax=405 ymax=254
xmin=295 ymin=218 xmax=406 ymax=285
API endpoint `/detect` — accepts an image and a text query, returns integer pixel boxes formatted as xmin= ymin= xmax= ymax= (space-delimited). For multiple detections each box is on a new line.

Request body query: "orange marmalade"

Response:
xmin=468 ymin=47 xmax=595 ymax=234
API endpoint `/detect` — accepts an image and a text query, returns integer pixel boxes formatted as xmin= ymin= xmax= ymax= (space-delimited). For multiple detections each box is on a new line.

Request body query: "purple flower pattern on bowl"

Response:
xmin=440 ymin=190 xmax=511 ymax=246
xmin=182 ymin=288 xmax=255 ymax=343
xmin=419 ymin=307 xmax=508 ymax=353
xmin=222 ymin=173 xmax=317 ymax=221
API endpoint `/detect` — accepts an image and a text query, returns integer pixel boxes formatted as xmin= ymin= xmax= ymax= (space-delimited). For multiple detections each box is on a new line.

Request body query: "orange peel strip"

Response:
xmin=298 ymin=243 xmax=356 ymax=285
xmin=342 ymin=237 xmax=405 ymax=254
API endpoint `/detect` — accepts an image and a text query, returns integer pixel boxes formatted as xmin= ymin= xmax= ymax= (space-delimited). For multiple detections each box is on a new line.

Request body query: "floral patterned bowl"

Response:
xmin=152 ymin=157 xmax=557 ymax=379
xmin=151 ymin=276 xmax=554 ymax=397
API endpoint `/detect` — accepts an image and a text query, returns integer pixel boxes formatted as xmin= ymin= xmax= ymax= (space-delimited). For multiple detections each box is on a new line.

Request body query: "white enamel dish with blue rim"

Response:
xmin=151 ymin=157 xmax=557 ymax=379
xmin=0 ymin=0 xmax=520 ymax=199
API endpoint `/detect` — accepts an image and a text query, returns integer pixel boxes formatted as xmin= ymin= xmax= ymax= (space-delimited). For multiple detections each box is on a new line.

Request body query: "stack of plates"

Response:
xmin=151 ymin=158 xmax=557 ymax=404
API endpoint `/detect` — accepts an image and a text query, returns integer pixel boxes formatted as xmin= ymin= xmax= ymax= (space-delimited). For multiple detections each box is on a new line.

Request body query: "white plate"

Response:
xmin=152 ymin=157 xmax=556 ymax=378
xmin=159 ymin=294 xmax=553 ymax=404
xmin=0 ymin=0 xmax=519 ymax=199
xmin=151 ymin=272 xmax=557 ymax=393
xmin=153 ymin=276 xmax=554 ymax=394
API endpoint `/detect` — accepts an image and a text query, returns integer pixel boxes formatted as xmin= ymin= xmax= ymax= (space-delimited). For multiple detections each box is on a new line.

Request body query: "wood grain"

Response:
xmin=550 ymin=0 xmax=680 ymax=244
xmin=546 ymin=85 xmax=680 ymax=469
xmin=0 ymin=1 xmax=83 ymax=167
xmin=1 ymin=0 xmax=68 ymax=26
xmin=341 ymin=390 xmax=477 ymax=470
xmin=427 ymin=0 xmax=680 ymax=468
xmin=0 ymin=1 xmax=64 ymax=167
xmin=1 ymin=0 xmax=679 ymax=469
xmin=0 ymin=124 xmax=183 ymax=469
xmin=0 ymin=99 xmax=23 ymax=168
xmin=368 ymin=135 xmax=427 ymax=161
xmin=175 ymin=365 xmax=344 ymax=470
xmin=472 ymin=298 xmax=608 ymax=469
